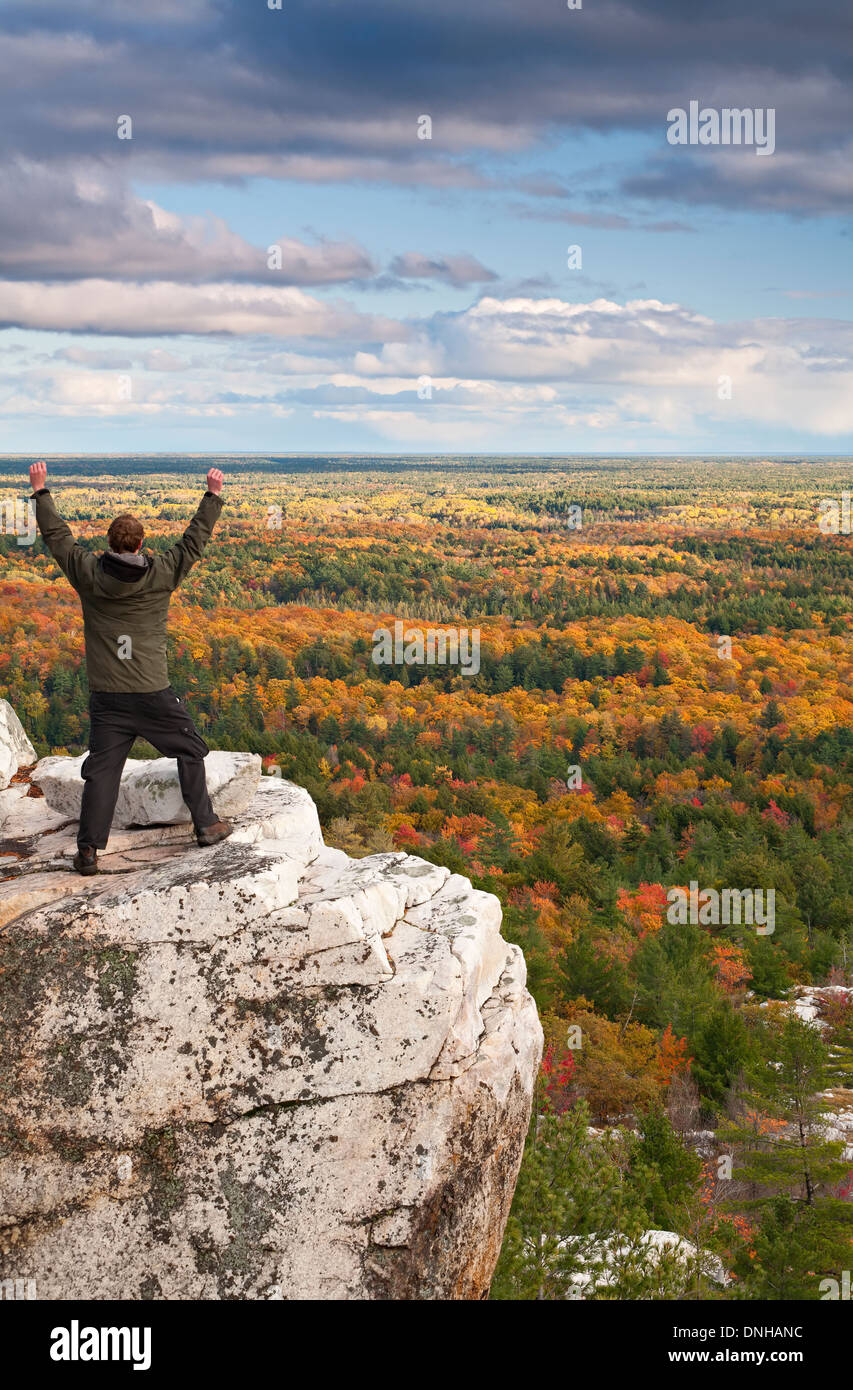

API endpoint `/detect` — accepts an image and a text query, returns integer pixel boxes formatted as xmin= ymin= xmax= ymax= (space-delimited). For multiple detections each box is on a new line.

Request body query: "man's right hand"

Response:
xmin=206 ymin=467 xmax=224 ymax=496
xmin=29 ymin=460 xmax=47 ymax=493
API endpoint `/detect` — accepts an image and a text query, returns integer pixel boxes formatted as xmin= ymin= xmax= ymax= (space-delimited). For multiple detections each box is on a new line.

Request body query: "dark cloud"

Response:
xmin=0 ymin=0 xmax=849 ymax=213
xmin=623 ymin=147 xmax=853 ymax=214
xmin=388 ymin=252 xmax=497 ymax=287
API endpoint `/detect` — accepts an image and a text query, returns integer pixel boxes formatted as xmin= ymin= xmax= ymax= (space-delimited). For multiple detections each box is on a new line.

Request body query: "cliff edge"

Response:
xmin=0 ymin=710 xmax=542 ymax=1300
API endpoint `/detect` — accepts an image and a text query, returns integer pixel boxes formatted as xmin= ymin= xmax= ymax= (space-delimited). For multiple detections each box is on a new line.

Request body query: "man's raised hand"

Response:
xmin=206 ymin=467 xmax=224 ymax=496
xmin=29 ymin=460 xmax=47 ymax=493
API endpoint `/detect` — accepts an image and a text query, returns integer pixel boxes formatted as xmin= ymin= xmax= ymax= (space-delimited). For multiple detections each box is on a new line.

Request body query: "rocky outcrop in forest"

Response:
xmin=0 ymin=711 xmax=542 ymax=1300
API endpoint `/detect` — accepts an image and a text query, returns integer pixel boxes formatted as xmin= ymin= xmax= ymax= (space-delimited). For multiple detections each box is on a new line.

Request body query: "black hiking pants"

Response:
xmin=78 ymin=687 xmax=216 ymax=851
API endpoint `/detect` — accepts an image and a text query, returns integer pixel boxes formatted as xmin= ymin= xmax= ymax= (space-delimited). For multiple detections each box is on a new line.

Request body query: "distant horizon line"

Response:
xmin=1 ymin=453 xmax=851 ymax=462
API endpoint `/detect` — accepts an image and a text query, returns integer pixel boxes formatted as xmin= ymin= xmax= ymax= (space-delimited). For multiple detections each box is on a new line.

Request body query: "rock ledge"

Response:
xmin=0 ymin=747 xmax=542 ymax=1300
xmin=31 ymin=750 xmax=261 ymax=827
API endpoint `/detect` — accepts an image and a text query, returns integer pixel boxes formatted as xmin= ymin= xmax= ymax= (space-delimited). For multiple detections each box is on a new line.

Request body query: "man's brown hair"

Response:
xmin=107 ymin=514 xmax=144 ymax=554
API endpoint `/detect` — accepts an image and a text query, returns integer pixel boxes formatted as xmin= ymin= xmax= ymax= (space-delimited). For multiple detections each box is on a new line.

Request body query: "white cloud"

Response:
xmin=3 ymin=292 xmax=852 ymax=442
xmin=0 ymin=279 xmax=406 ymax=340
xmin=0 ymin=161 xmax=376 ymax=286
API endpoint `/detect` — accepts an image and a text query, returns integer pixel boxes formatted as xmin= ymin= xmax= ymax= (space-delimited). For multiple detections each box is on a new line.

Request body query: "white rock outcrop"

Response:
xmin=31 ymin=750 xmax=261 ymax=827
xmin=0 ymin=741 xmax=542 ymax=1300
xmin=0 ymin=699 xmax=36 ymax=790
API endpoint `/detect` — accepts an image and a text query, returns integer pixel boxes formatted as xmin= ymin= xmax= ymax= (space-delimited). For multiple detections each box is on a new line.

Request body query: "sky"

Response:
xmin=0 ymin=0 xmax=851 ymax=454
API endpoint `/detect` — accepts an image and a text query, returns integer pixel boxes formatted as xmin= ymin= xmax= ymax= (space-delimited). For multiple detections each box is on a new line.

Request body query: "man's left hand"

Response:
xmin=207 ymin=468 xmax=224 ymax=496
xmin=29 ymin=460 xmax=47 ymax=492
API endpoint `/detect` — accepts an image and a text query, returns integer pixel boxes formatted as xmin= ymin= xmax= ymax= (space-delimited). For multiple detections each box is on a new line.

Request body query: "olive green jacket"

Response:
xmin=33 ymin=489 xmax=224 ymax=693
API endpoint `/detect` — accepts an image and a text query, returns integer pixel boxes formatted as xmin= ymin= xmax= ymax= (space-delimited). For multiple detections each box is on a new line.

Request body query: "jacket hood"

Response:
xmin=93 ymin=551 xmax=155 ymax=598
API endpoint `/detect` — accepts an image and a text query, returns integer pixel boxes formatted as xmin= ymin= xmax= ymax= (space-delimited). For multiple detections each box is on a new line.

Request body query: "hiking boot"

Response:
xmin=73 ymin=846 xmax=98 ymax=876
xmin=196 ymin=819 xmax=233 ymax=848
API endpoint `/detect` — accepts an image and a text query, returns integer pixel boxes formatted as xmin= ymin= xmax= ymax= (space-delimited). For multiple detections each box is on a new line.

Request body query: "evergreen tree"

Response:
xmin=629 ymin=1101 xmax=703 ymax=1229
xmin=720 ymin=1015 xmax=853 ymax=1293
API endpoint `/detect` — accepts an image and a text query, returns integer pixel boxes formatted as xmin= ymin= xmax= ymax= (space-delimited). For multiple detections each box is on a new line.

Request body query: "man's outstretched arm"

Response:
xmin=28 ymin=460 xmax=95 ymax=590
xmin=157 ymin=467 xmax=225 ymax=590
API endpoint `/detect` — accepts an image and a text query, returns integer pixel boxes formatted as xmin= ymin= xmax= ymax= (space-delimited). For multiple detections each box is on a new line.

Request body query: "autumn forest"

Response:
xmin=2 ymin=454 xmax=852 ymax=1299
